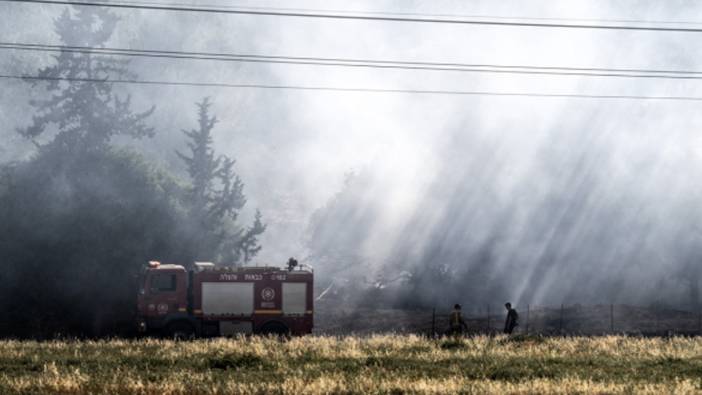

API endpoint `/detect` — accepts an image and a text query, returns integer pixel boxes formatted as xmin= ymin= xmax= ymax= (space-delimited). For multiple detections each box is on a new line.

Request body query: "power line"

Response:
xmin=4 ymin=42 xmax=702 ymax=80
xmin=71 ymin=0 xmax=702 ymax=27
xmin=2 ymin=73 xmax=702 ymax=101
xmin=4 ymin=0 xmax=702 ymax=33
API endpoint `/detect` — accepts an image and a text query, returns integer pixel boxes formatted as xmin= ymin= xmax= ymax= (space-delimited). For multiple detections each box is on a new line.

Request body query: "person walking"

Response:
xmin=504 ymin=302 xmax=519 ymax=334
xmin=449 ymin=304 xmax=468 ymax=336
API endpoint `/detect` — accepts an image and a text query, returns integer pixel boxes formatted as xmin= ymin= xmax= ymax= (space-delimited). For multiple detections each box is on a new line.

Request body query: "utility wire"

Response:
xmin=4 ymin=0 xmax=702 ymax=33
xmin=74 ymin=0 xmax=702 ymax=27
xmin=2 ymin=73 xmax=702 ymax=101
xmin=4 ymin=42 xmax=702 ymax=80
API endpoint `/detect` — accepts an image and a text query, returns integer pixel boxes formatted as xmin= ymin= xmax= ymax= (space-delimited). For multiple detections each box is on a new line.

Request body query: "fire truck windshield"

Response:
xmin=150 ymin=273 xmax=177 ymax=293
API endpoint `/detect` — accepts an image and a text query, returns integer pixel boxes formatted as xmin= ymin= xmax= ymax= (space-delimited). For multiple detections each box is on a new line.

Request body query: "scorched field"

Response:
xmin=2 ymin=335 xmax=702 ymax=394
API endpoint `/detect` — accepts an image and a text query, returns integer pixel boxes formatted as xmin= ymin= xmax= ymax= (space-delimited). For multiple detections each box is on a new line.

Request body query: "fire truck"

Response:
xmin=136 ymin=259 xmax=313 ymax=337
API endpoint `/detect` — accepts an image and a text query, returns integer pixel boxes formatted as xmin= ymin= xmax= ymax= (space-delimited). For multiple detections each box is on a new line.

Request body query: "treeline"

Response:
xmin=0 ymin=7 xmax=264 ymax=337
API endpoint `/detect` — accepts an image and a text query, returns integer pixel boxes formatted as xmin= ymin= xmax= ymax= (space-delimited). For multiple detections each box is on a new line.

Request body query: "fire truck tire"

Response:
xmin=258 ymin=321 xmax=290 ymax=336
xmin=166 ymin=321 xmax=195 ymax=340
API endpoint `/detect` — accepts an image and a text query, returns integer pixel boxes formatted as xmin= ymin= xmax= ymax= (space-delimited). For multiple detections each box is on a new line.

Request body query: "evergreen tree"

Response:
xmin=17 ymin=6 xmax=154 ymax=152
xmin=0 ymin=6 xmax=179 ymax=337
xmin=237 ymin=210 xmax=266 ymax=263
xmin=177 ymin=98 xmax=265 ymax=265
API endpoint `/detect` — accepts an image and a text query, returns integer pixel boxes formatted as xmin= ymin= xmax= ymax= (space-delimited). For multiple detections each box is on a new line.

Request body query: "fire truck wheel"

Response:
xmin=258 ymin=321 xmax=290 ymax=336
xmin=166 ymin=321 xmax=195 ymax=340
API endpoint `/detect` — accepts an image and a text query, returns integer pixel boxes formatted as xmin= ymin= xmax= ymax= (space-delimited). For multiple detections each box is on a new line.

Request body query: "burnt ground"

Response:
xmin=313 ymin=301 xmax=702 ymax=336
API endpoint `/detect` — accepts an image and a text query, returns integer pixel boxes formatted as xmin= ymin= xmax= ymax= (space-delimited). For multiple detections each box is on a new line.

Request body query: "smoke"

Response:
xmin=3 ymin=0 xmax=702 ymax=317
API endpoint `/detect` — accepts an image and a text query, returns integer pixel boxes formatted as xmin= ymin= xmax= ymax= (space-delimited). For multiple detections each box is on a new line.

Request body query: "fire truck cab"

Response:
xmin=137 ymin=260 xmax=313 ymax=337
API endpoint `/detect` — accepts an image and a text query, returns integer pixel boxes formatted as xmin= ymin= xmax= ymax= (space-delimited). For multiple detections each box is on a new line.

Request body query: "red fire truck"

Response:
xmin=136 ymin=260 xmax=313 ymax=337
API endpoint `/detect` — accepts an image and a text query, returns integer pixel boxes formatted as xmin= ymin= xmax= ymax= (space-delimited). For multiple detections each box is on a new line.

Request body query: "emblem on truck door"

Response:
xmin=261 ymin=287 xmax=275 ymax=301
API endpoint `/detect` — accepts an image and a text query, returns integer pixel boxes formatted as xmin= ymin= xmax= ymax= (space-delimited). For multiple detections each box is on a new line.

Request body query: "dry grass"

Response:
xmin=2 ymin=335 xmax=702 ymax=394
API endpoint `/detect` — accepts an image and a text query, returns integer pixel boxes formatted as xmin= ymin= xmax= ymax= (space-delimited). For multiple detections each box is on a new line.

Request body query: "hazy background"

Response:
xmin=3 ymin=0 xmax=702 ymax=315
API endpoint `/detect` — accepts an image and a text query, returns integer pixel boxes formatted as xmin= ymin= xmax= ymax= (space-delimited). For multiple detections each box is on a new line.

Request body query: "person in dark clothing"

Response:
xmin=287 ymin=257 xmax=299 ymax=271
xmin=449 ymin=304 xmax=468 ymax=336
xmin=504 ymin=302 xmax=519 ymax=334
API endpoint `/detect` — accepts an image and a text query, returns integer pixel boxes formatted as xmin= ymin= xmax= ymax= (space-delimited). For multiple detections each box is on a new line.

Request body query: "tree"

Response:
xmin=17 ymin=6 xmax=153 ymax=152
xmin=232 ymin=210 xmax=266 ymax=263
xmin=0 ymin=6 xmax=180 ymax=338
xmin=177 ymin=98 xmax=265 ymax=265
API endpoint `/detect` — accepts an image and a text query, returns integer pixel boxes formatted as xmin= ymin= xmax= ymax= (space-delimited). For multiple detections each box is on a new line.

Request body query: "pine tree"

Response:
xmin=0 ymin=6 xmax=184 ymax=337
xmin=178 ymin=98 xmax=265 ymax=265
xmin=17 ymin=7 xmax=154 ymax=152
xmin=238 ymin=210 xmax=266 ymax=263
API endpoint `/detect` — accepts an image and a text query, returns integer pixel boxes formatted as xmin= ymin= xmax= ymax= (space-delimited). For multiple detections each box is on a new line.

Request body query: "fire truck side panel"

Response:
xmin=219 ymin=320 xmax=253 ymax=335
xmin=201 ymin=282 xmax=254 ymax=315
xmin=282 ymin=282 xmax=307 ymax=314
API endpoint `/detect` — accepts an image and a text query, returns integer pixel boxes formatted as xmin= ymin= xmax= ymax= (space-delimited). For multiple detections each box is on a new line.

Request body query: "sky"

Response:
xmin=3 ymin=0 xmax=702 ymax=307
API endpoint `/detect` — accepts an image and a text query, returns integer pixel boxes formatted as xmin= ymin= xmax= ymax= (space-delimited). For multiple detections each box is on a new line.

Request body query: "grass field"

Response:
xmin=2 ymin=335 xmax=702 ymax=394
